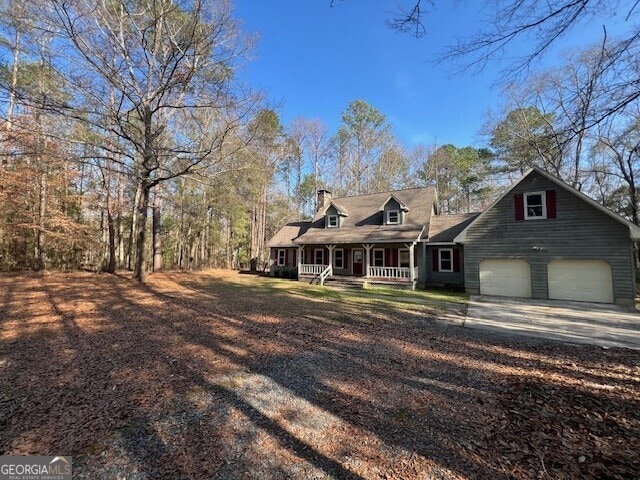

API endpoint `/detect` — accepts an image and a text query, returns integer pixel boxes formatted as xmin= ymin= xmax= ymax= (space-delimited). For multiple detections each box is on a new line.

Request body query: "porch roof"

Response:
xmin=267 ymin=221 xmax=311 ymax=247
xmin=428 ymin=213 xmax=480 ymax=243
xmin=293 ymin=225 xmax=424 ymax=245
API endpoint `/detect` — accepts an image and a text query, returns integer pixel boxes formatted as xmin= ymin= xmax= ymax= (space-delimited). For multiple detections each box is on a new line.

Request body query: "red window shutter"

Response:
xmin=292 ymin=249 xmax=296 ymax=265
xmin=453 ymin=249 xmax=461 ymax=272
xmin=432 ymin=249 xmax=439 ymax=272
xmin=515 ymin=193 xmax=524 ymax=221
xmin=385 ymin=248 xmax=390 ymax=266
xmin=284 ymin=249 xmax=288 ymax=265
xmin=546 ymin=189 xmax=557 ymax=218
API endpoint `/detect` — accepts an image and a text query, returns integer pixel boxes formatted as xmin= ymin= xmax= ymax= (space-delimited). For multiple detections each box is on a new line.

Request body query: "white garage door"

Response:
xmin=548 ymin=260 xmax=613 ymax=304
xmin=479 ymin=259 xmax=531 ymax=298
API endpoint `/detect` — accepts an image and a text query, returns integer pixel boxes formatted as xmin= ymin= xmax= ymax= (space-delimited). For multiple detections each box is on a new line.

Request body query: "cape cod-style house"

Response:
xmin=267 ymin=185 xmax=477 ymax=290
xmin=267 ymin=167 xmax=640 ymax=305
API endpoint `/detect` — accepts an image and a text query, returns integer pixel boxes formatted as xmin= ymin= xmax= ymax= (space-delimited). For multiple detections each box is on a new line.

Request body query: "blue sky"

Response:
xmin=232 ymin=0 xmax=621 ymax=149
xmin=233 ymin=0 xmax=493 ymax=148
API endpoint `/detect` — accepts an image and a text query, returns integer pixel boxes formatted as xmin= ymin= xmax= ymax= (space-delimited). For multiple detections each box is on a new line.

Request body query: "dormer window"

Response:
xmin=324 ymin=202 xmax=348 ymax=228
xmin=524 ymin=192 xmax=546 ymax=220
xmin=387 ymin=210 xmax=400 ymax=225
xmin=379 ymin=195 xmax=408 ymax=225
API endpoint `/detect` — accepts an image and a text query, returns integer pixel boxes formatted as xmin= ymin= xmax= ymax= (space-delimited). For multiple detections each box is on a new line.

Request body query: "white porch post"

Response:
xmin=363 ymin=244 xmax=373 ymax=277
xmin=297 ymin=246 xmax=303 ymax=272
xmin=406 ymin=242 xmax=416 ymax=288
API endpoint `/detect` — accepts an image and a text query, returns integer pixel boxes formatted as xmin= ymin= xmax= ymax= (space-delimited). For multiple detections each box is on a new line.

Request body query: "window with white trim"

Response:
xmin=327 ymin=215 xmax=339 ymax=228
xmin=399 ymin=249 xmax=410 ymax=268
xmin=439 ymin=248 xmax=453 ymax=272
xmin=277 ymin=249 xmax=286 ymax=266
xmin=334 ymin=249 xmax=344 ymax=269
xmin=524 ymin=192 xmax=547 ymax=220
xmin=386 ymin=210 xmax=400 ymax=224
xmin=373 ymin=248 xmax=385 ymax=267
xmin=314 ymin=248 xmax=324 ymax=265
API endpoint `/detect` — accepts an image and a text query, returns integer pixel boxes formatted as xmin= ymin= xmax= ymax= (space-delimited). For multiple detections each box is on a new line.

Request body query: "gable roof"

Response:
xmin=454 ymin=167 xmax=640 ymax=242
xmin=379 ymin=194 xmax=410 ymax=212
xmin=294 ymin=186 xmax=436 ymax=245
xmin=428 ymin=213 xmax=480 ymax=243
xmin=325 ymin=201 xmax=349 ymax=217
xmin=266 ymin=221 xmax=311 ymax=248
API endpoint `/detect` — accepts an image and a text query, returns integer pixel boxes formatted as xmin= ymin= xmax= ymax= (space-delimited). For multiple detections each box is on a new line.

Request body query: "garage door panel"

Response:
xmin=548 ymin=260 xmax=613 ymax=303
xmin=480 ymin=259 xmax=531 ymax=298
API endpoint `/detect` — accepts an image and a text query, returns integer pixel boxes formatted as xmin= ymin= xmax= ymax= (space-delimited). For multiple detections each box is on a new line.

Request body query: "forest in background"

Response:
xmin=1 ymin=0 xmax=639 ymax=279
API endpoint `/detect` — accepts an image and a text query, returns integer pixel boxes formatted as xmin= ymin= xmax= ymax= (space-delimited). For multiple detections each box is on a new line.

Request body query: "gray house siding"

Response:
xmin=463 ymin=171 xmax=636 ymax=304
xmin=269 ymin=247 xmax=298 ymax=277
xmin=425 ymin=245 xmax=465 ymax=286
xmin=416 ymin=244 xmax=425 ymax=285
xmin=417 ymin=243 xmax=427 ymax=287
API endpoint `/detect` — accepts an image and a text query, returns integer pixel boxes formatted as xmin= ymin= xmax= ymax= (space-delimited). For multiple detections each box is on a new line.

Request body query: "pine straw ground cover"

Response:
xmin=0 ymin=270 xmax=638 ymax=479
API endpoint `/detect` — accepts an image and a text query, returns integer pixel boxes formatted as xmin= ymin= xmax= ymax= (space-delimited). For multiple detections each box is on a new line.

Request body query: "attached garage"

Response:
xmin=479 ymin=259 xmax=531 ymax=298
xmin=548 ymin=259 xmax=613 ymax=304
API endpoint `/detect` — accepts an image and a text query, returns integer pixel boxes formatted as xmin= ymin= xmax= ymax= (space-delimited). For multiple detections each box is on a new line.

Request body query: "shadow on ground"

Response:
xmin=0 ymin=271 xmax=638 ymax=479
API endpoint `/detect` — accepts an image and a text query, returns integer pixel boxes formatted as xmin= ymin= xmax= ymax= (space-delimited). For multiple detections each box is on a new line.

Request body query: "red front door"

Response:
xmin=352 ymin=249 xmax=364 ymax=276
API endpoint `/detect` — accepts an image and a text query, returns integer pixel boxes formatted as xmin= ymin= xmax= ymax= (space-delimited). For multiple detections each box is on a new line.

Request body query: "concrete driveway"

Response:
xmin=465 ymin=295 xmax=640 ymax=349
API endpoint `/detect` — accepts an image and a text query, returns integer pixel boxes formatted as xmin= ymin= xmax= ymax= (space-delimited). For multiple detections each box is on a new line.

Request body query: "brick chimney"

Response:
xmin=316 ymin=189 xmax=332 ymax=213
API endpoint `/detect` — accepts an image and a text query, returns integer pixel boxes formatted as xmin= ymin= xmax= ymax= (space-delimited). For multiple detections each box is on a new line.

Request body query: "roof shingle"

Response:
xmin=266 ymin=222 xmax=311 ymax=247
xmin=294 ymin=186 xmax=436 ymax=244
xmin=428 ymin=213 xmax=480 ymax=242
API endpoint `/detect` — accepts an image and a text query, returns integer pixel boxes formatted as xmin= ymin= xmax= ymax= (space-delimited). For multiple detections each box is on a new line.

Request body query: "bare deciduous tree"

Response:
xmin=47 ymin=0 xmax=254 ymax=281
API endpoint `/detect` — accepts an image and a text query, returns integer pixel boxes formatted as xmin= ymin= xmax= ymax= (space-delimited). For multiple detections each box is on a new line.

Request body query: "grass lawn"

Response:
xmin=1 ymin=270 xmax=638 ymax=479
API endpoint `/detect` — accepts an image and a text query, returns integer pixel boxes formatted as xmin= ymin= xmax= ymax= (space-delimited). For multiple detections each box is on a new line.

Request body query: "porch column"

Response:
xmin=406 ymin=242 xmax=416 ymax=287
xmin=363 ymin=244 xmax=373 ymax=277
xmin=297 ymin=246 xmax=303 ymax=272
xmin=327 ymin=245 xmax=335 ymax=269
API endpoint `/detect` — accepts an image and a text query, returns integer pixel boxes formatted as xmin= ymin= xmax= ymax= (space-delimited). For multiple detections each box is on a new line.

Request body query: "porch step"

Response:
xmin=323 ymin=277 xmax=365 ymax=289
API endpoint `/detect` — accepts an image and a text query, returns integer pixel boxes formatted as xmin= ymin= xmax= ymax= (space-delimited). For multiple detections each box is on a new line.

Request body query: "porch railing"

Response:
xmin=367 ymin=266 xmax=417 ymax=280
xmin=319 ymin=265 xmax=333 ymax=286
xmin=299 ymin=264 xmax=328 ymax=275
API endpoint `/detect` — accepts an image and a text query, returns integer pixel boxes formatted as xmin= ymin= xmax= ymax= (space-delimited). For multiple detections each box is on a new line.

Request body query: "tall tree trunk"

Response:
xmin=117 ymin=173 xmax=125 ymax=267
xmin=106 ymin=210 xmax=116 ymax=273
xmin=34 ymin=81 xmax=47 ymax=271
xmin=629 ymin=176 xmax=638 ymax=226
xmin=178 ymin=181 xmax=185 ymax=268
xmin=152 ymin=184 xmax=162 ymax=272
xmin=127 ymin=182 xmax=142 ymax=270
xmin=35 ymin=169 xmax=46 ymax=271
xmin=103 ymin=157 xmax=116 ymax=273
xmin=203 ymin=206 xmax=211 ymax=268
xmin=259 ymin=186 xmax=267 ymax=269
xmin=5 ymin=26 xmax=20 ymax=131
xmin=250 ymin=205 xmax=257 ymax=270
xmin=133 ymin=180 xmax=151 ymax=282
xmin=226 ymin=219 xmax=232 ymax=269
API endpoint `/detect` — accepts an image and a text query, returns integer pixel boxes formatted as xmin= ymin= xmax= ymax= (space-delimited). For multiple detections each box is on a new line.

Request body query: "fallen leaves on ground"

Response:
xmin=0 ymin=270 xmax=638 ymax=479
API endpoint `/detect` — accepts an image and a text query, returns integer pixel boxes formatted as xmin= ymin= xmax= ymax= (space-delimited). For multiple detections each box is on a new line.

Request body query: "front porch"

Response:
xmin=297 ymin=243 xmax=420 ymax=290
xmin=300 ymin=268 xmax=419 ymax=290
